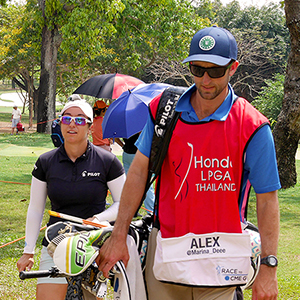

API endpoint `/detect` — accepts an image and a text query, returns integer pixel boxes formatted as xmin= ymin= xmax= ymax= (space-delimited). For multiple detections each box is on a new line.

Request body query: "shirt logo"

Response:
xmin=199 ymin=36 xmax=215 ymax=51
xmin=81 ymin=170 xmax=101 ymax=177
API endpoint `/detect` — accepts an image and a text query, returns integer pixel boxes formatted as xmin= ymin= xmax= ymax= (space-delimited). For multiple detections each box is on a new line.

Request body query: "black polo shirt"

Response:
xmin=32 ymin=141 xmax=124 ymax=227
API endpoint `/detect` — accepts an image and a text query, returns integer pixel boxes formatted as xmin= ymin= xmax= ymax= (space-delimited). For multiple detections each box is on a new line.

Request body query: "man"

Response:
xmin=11 ymin=104 xmax=21 ymax=135
xmin=97 ymin=26 xmax=280 ymax=300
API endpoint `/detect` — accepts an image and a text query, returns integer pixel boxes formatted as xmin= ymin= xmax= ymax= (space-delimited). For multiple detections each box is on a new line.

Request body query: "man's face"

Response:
xmin=192 ymin=61 xmax=238 ymax=101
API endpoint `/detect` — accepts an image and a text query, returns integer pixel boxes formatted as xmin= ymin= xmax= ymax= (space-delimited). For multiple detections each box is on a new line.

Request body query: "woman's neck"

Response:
xmin=64 ymin=140 xmax=88 ymax=162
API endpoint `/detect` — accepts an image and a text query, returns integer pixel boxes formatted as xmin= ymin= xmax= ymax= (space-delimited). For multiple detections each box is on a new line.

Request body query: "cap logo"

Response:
xmin=199 ymin=36 xmax=215 ymax=51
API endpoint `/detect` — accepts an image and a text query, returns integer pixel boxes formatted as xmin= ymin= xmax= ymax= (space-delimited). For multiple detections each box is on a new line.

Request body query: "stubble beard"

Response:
xmin=196 ymin=81 xmax=228 ymax=101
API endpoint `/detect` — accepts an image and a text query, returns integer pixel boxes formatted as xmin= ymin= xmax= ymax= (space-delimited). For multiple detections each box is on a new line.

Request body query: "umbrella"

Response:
xmin=73 ymin=73 xmax=144 ymax=100
xmin=102 ymin=83 xmax=172 ymax=139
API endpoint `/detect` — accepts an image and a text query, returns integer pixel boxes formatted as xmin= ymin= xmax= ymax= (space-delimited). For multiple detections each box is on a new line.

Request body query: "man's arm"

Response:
xmin=96 ymin=150 xmax=150 ymax=277
xmin=252 ymin=190 xmax=279 ymax=300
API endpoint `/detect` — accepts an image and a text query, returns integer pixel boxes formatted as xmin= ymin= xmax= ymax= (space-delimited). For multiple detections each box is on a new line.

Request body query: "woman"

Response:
xmin=17 ymin=96 xmax=125 ymax=300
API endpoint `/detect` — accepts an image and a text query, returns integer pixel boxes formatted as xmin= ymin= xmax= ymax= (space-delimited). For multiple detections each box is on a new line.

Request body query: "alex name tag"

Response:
xmin=153 ymin=231 xmax=251 ymax=287
xmin=160 ymin=231 xmax=251 ymax=262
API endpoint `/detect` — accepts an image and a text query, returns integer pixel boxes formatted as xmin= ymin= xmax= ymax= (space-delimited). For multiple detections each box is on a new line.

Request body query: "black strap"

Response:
xmin=137 ymin=86 xmax=187 ymax=215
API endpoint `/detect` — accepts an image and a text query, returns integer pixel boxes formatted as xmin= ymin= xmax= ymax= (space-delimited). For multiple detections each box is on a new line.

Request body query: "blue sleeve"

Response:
xmin=245 ymin=125 xmax=281 ymax=193
xmin=135 ymin=114 xmax=154 ymax=158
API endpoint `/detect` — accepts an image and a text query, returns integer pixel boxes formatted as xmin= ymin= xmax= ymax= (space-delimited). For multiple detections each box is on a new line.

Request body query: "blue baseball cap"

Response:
xmin=182 ymin=26 xmax=237 ymax=66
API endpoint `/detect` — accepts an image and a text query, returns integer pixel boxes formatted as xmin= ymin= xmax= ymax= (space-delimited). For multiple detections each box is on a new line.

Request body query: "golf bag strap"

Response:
xmin=136 ymin=86 xmax=187 ymax=216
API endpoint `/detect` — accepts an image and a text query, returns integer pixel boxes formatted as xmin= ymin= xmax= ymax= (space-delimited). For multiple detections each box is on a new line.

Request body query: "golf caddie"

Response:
xmin=97 ymin=26 xmax=280 ymax=300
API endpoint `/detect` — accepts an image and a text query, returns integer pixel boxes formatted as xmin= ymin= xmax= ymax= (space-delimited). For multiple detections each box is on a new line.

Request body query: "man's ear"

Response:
xmin=229 ymin=61 xmax=239 ymax=77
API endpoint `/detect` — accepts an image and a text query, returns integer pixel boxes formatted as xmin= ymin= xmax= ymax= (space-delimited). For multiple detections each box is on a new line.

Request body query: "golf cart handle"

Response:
xmin=19 ymin=267 xmax=61 ymax=280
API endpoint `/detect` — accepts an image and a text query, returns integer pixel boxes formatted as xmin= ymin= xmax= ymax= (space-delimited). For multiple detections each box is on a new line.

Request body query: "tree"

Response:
xmin=0 ymin=3 xmax=41 ymax=127
xmin=251 ymin=73 xmax=284 ymax=128
xmin=272 ymin=0 xmax=300 ymax=188
xmin=1 ymin=0 xmax=210 ymax=126
xmin=54 ymin=0 xmax=210 ymax=97
xmin=35 ymin=0 xmax=126 ymax=133
xmin=29 ymin=0 xmax=207 ymax=133
xmin=211 ymin=1 xmax=289 ymax=101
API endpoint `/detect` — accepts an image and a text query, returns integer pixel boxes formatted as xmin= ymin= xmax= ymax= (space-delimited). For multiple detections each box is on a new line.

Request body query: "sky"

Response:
xmin=220 ymin=0 xmax=281 ymax=8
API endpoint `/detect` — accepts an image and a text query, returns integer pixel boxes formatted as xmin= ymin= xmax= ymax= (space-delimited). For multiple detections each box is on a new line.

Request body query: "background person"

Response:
xmin=91 ymin=100 xmax=112 ymax=152
xmin=115 ymin=133 xmax=155 ymax=212
xmin=11 ymin=104 xmax=21 ymax=135
xmin=17 ymin=96 xmax=125 ymax=300
xmin=97 ymin=26 xmax=280 ymax=300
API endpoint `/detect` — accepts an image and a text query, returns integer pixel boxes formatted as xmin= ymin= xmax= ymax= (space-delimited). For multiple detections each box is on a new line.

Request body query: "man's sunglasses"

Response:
xmin=189 ymin=61 xmax=234 ymax=79
xmin=60 ymin=116 xmax=91 ymax=126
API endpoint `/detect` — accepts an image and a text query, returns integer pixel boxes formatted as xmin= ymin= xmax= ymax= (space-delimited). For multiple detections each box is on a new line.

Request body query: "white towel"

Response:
xmin=113 ymin=235 xmax=147 ymax=300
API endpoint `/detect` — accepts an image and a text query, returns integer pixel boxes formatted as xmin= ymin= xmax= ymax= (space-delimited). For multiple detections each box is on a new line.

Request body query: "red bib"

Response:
xmin=150 ymin=97 xmax=269 ymax=238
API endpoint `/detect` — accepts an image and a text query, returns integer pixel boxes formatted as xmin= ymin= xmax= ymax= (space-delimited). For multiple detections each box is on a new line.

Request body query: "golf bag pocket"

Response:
xmin=153 ymin=230 xmax=251 ymax=287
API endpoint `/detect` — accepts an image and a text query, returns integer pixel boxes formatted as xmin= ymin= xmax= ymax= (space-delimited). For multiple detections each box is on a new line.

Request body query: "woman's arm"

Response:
xmin=17 ymin=176 xmax=47 ymax=272
xmin=93 ymin=173 xmax=126 ymax=222
xmin=24 ymin=176 xmax=47 ymax=253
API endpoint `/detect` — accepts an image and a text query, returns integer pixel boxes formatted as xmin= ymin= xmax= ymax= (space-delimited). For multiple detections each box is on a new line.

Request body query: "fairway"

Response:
xmin=0 ymin=144 xmax=53 ymax=156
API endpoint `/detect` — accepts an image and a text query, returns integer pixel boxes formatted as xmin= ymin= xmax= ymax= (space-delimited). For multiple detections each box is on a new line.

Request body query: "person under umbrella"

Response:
xmin=91 ymin=100 xmax=112 ymax=152
xmin=115 ymin=133 xmax=155 ymax=213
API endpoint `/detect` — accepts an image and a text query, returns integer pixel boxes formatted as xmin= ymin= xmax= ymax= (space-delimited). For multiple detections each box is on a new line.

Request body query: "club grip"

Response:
xmin=19 ymin=267 xmax=60 ymax=280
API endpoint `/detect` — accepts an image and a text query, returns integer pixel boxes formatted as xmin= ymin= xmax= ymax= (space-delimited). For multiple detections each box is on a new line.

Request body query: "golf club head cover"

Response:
xmin=46 ymin=221 xmax=102 ymax=257
xmin=244 ymin=221 xmax=261 ymax=258
xmin=52 ymin=227 xmax=113 ymax=276
xmin=241 ymin=221 xmax=261 ymax=290
xmin=45 ymin=221 xmax=101 ymax=244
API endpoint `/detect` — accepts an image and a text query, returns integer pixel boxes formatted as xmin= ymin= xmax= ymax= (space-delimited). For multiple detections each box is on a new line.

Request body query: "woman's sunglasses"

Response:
xmin=60 ymin=116 xmax=91 ymax=126
xmin=189 ymin=61 xmax=234 ymax=79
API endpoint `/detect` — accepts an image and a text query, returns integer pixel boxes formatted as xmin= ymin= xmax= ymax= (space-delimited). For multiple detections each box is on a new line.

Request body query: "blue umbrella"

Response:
xmin=102 ymin=83 xmax=172 ymax=138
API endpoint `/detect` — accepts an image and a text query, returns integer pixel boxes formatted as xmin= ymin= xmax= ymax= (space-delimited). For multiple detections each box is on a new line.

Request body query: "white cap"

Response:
xmin=67 ymin=94 xmax=81 ymax=101
xmin=61 ymin=95 xmax=93 ymax=121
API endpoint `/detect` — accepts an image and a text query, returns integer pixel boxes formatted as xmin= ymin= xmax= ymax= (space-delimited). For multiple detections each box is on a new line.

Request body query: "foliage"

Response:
xmin=56 ymin=0 xmax=210 ymax=96
xmin=0 ymin=4 xmax=41 ymax=80
xmin=0 ymin=2 xmax=42 ymax=114
xmin=209 ymin=1 xmax=289 ymax=101
xmin=1 ymin=0 xmax=210 ymax=102
xmin=251 ymin=73 xmax=284 ymax=127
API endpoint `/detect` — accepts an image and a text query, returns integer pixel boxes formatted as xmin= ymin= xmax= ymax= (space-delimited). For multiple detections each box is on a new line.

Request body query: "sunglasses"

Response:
xmin=189 ymin=62 xmax=234 ymax=79
xmin=60 ymin=116 xmax=91 ymax=126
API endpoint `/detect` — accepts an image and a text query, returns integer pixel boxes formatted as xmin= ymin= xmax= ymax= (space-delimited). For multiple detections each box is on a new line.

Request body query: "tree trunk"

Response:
xmin=273 ymin=0 xmax=300 ymax=188
xmin=36 ymin=0 xmax=61 ymax=133
xmin=37 ymin=24 xmax=61 ymax=133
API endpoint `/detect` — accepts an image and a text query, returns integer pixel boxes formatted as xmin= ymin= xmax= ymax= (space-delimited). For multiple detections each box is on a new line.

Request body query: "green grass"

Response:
xmin=0 ymin=132 xmax=299 ymax=299
xmin=242 ymin=173 xmax=300 ymax=299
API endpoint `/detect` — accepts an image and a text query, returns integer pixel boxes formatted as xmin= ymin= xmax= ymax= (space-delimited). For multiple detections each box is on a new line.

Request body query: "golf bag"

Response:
xmin=16 ymin=122 xmax=25 ymax=132
xmin=20 ymin=215 xmax=152 ymax=300
xmin=51 ymin=118 xmax=64 ymax=147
